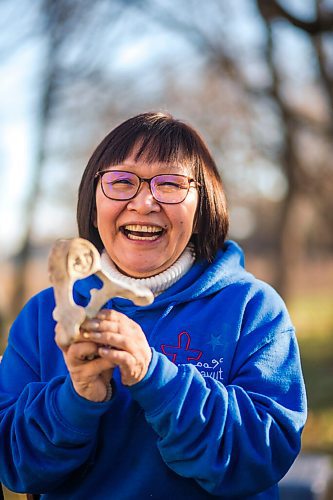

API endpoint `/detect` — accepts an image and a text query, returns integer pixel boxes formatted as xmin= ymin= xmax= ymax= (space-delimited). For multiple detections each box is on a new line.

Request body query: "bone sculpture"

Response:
xmin=48 ymin=238 xmax=154 ymax=348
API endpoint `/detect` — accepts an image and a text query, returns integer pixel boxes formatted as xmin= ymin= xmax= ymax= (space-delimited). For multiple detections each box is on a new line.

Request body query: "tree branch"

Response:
xmin=256 ymin=0 xmax=333 ymax=35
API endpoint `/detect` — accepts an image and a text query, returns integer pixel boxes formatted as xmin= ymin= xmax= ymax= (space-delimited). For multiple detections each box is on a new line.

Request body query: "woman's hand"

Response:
xmin=80 ymin=309 xmax=152 ymax=387
xmin=56 ymin=309 xmax=151 ymax=400
xmin=55 ymin=322 xmax=114 ymax=403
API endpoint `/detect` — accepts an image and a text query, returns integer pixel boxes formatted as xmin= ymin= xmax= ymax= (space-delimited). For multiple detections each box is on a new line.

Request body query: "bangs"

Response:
xmin=96 ymin=113 xmax=202 ymax=171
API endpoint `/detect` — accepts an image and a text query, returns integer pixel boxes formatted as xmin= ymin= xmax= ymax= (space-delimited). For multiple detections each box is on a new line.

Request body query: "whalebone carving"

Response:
xmin=48 ymin=238 xmax=154 ymax=347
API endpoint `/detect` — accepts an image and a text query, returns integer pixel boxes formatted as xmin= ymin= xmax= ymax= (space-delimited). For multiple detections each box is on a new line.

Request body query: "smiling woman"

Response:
xmin=77 ymin=111 xmax=228 ymax=264
xmin=0 ymin=112 xmax=306 ymax=499
xmin=93 ymin=152 xmax=199 ymax=278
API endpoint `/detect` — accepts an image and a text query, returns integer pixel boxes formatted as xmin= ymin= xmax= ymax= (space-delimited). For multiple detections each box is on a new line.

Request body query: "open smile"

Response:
xmin=120 ymin=224 xmax=165 ymax=241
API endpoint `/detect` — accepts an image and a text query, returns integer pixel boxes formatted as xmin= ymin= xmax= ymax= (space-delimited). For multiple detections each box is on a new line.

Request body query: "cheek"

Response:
xmin=96 ymin=208 xmax=113 ymax=229
xmin=176 ymin=216 xmax=195 ymax=236
xmin=95 ymin=196 xmax=123 ymax=229
xmin=170 ymin=194 xmax=198 ymax=231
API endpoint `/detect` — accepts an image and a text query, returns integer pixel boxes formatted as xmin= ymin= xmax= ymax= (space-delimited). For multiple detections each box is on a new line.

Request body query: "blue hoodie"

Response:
xmin=0 ymin=241 xmax=306 ymax=499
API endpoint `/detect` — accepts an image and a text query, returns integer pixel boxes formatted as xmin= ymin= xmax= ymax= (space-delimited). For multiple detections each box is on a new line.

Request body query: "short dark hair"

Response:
xmin=77 ymin=111 xmax=229 ymax=262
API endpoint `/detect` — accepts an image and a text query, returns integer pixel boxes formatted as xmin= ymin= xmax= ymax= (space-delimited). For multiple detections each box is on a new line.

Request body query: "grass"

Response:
xmin=288 ymin=293 xmax=333 ymax=455
xmin=2 ymin=486 xmax=25 ymax=500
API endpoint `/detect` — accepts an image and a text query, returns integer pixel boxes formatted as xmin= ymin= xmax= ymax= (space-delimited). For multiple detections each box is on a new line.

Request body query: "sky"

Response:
xmin=0 ymin=30 xmax=41 ymax=253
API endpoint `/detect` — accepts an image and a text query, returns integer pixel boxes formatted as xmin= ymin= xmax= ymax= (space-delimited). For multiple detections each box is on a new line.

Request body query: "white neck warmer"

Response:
xmin=101 ymin=245 xmax=196 ymax=296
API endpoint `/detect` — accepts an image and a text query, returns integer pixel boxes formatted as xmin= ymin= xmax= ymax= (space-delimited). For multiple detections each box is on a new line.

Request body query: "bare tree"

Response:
xmin=255 ymin=0 xmax=333 ymax=295
xmin=0 ymin=0 xmax=129 ymax=322
xmin=139 ymin=0 xmax=333 ymax=297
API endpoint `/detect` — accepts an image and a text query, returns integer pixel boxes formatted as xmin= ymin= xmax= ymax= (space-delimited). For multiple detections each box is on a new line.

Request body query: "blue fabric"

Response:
xmin=0 ymin=241 xmax=307 ymax=499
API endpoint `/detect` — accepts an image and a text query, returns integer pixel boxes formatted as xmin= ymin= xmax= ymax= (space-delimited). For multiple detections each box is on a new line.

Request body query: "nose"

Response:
xmin=126 ymin=180 xmax=160 ymax=213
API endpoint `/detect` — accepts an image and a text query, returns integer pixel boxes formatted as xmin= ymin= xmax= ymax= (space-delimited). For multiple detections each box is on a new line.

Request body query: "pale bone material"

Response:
xmin=48 ymin=238 xmax=154 ymax=348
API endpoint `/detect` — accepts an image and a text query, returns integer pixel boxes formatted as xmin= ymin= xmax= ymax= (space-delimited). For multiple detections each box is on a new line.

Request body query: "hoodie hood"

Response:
xmin=73 ymin=240 xmax=251 ymax=311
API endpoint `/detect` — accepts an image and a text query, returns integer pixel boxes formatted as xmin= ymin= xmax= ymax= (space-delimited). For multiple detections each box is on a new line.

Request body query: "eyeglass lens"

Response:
xmin=100 ymin=171 xmax=191 ymax=203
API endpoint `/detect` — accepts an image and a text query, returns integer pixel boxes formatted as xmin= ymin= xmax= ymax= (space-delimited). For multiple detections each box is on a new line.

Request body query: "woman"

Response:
xmin=0 ymin=112 xmax=306 ymax=499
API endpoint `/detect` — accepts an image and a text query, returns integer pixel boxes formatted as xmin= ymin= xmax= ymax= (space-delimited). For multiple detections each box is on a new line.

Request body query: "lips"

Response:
xmin=120 ymin=224 xmax=165 ymax=241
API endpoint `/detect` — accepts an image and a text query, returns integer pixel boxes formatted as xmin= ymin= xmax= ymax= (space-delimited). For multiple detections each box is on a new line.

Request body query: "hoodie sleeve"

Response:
xmin=0 ymin=293 xmax=112 ymax=494
xmin=129 ymin=285 xmax=307 ymax=497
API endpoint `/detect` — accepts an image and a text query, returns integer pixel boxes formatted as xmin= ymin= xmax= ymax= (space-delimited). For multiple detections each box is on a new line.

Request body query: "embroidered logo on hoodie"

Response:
xmin=161 ymin=331 xmax=202 ymax=364
xmin=161 ymin=331 xmax=224 ymax=381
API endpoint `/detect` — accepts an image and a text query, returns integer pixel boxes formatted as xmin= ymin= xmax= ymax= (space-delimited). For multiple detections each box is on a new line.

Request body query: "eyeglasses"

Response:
xmin=95 ymin=169 xmax=200 ymax=204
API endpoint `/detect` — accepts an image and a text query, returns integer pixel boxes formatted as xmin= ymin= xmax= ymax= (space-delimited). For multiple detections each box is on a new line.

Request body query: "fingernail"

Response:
xmin=99 ymin=347 xmax=110 ymax=355
xmin=97 ymin=314 xmax=107 ymax=320
xmin=82 ymin=331 xmax=102 ymax=339
xmin=89 ymin=320 xmax=101 ymax=329
xmin=97 ymin=310 xmax=110 ymax=318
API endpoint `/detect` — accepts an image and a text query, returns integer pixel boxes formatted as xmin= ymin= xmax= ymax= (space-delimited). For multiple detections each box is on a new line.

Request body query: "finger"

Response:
xmin=83 ymin=308 xmax=140 ymax=335
xmin=96 ymin=309 xmax=121 ymax=321
xmin=72 ymin=355 xmax=116 ymax=375
xmin=80 ymin=319 xmax=120 ymax=336
xmin=96 ymin=332 xmax=135 ymax=352
xmin=99 ymin=346 xmax=134 ymax=363
xmin=87 ymin=334 xmax=143 ymax=359
xmin=67 ymin=345 xmax=116 ymax=376
xmin=96 ymin=309 xmax=136 ymax=327
xmin=99 ymin=348 xmax=144 ymax=385
xmin=85 ymin=316 xmax=139 ymax=338
xmin=79 ymin=323 xmax=118 ymax=346
xmin=98 ymin=347 xmax=141 ymax=377
xmin=67 ymin=341 xmax=99 ymax=364
xmin=80 ymin=318 xmax=102 ymax=331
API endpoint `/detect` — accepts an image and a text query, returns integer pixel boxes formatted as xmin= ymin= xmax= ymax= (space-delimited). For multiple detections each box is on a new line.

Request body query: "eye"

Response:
xmin=159 ymin=181 xmax=181 ymax=188
xmin=155 ymin=176 xmax=188 ymax=190
xmin=103 ymin=172 xmax=137 ymax=188
xmin=110 ymin=178 xmax=134 ymax=186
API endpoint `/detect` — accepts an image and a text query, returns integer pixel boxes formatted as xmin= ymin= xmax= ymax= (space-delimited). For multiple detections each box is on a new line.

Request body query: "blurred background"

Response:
xmin=0 ymin=0 xmax=332 ymax=496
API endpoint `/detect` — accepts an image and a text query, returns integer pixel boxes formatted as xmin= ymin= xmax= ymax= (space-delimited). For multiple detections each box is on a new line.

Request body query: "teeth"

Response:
xmin=124 ymin=224 xmax=162 ymax=233
xmin=127 ymin=233 xmax=160 ymax=241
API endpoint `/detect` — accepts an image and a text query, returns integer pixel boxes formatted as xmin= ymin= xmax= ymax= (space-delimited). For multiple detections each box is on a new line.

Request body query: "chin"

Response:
xmin=119 ymin=261 xmax=167 ymax=278
xmin=124 ymin=268 xmax=162 ymax=278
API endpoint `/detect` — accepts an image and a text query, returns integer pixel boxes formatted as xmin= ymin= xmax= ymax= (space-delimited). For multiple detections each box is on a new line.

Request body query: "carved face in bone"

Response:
xmin=66 ymin=241 xmax=98 ymax=280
